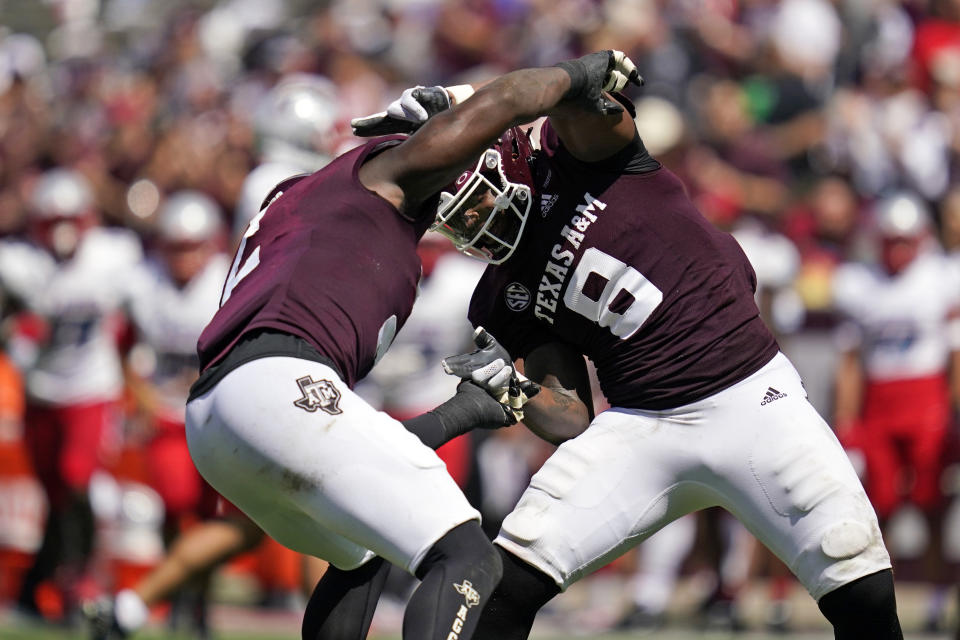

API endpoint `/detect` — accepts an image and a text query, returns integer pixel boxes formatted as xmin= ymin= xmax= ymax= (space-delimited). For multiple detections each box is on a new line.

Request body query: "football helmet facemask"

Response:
xmin=431 ymin=127 xmax=536 ymax=265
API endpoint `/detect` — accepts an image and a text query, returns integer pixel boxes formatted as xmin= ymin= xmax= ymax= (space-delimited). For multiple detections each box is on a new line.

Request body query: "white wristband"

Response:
xmin=445 ymin=84 xmax=475 ymax=105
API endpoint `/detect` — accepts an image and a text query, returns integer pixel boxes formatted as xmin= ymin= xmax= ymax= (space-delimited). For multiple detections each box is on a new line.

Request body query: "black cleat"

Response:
xmin=610 ymin=604 xmax=665 ymax=634
xmin=82 ymin=597 xmax=127 ymax=640
xmin=698 ymin=594 xmax=746 ymax=632
xmin=765 ymin=600 xmax=792 ymax=634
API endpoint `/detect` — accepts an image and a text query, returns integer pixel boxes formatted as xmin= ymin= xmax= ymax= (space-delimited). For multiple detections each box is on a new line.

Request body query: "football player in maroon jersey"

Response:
xmin=184 ymin=51 xmax=640 ymax=640
xmin=345 ymin=77 xmax=903 ymax=639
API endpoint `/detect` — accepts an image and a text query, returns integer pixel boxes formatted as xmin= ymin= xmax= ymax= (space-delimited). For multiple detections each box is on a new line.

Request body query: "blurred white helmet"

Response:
xmin=633 ymin=96 xmax=684 ymax=156
xmin=30 ymin=168 xmax=94 ymax=220
xmin=875 ymin=191 xmax=931 ymax=237
xmin=254 ymin=73 xmax=339 ymax=172
xmin=156 ymin=190 xmax=223 ymax=243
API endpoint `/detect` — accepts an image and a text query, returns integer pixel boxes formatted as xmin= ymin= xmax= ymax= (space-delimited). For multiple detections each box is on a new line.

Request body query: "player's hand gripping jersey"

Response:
xmin=469 ymin=122 xmax=779 ymax=409
xmin=197 ymin=137 xmax=435 ymax=388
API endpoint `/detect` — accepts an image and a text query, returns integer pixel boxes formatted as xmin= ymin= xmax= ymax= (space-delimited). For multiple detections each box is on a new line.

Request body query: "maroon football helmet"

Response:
xmin=431 ymin=126 xmax=536 ymax=264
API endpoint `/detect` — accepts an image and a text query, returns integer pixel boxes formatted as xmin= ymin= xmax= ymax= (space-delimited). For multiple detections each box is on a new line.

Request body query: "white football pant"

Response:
xmin=496 ymin=352 xmax=890 ymax=601
xmin=185 ymin=356 xmax=479 ymax=572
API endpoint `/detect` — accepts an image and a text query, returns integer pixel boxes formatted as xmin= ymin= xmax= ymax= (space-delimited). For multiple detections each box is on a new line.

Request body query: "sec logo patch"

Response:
xmin=505 ymin=282 xmax=531 ymax=311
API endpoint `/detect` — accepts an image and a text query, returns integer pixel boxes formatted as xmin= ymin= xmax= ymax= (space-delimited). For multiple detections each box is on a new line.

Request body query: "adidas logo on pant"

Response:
xmin=760 ymin=386 xmax=787 ymax=406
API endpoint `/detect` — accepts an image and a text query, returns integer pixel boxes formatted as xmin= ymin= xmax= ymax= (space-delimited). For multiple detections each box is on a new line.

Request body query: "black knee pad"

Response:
xmin=818 ymin=569 xmax=902 ymax=640
xmin=402 ymin=522 xmax=502 ymax=639
xmin=415 ymin=520 xmax=502 ymax=584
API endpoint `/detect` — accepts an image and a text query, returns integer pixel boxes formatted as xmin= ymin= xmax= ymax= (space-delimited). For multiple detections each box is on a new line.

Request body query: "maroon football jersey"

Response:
xmin=197 ymin=137 xmax=435 ymax=388
xmin=469 ymin=123 xmax=779 ymax=409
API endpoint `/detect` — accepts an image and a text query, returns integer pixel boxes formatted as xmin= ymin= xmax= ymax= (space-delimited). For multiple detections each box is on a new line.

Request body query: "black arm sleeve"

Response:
xmin=400 ymin=382 xmax=514 ymax=449
xmin=401 ymin=413 xmax=449 ymax=450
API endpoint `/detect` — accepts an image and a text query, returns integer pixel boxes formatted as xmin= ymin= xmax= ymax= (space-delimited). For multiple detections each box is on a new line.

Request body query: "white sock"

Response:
xmin=632 ymin=515 xmax=696 ymax=613
xmin=114 ymin=589 xmax=149 ymax=633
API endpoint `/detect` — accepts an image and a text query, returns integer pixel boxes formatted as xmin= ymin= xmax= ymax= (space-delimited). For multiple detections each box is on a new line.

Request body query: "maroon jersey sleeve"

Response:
xmin=469 ymin=127 xmax=778 ymax=410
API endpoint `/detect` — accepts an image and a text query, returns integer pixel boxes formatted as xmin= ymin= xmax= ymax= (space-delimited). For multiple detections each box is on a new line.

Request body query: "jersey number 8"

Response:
xmin=564 ymin=247 xmax=663 ymax=339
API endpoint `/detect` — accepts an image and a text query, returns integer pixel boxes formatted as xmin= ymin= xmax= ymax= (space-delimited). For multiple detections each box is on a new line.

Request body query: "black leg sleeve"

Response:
xmin=817 ymin=569 xmax=903 ymax=640
xmin=472 ymin=546 xmax=560 ymax=639
xmin=302 ymin=556 xmax=389 ymax=640
xmin=402 ymin=521 xmax=502 ymax=640
xmin=17 ymin=509 xmax=62 ymax=611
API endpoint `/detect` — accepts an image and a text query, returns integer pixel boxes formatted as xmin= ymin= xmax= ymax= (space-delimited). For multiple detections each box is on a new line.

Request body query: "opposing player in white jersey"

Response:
xmin=125 ymin=191 xmax=230 ymax=530
xmin=0 ymin=168 xmax=142 ymax=620
xmin=348 ymin=76 xmax=902 ymax=639
xmin=832 ymin=191 xmax=960 ymax=631
xmin=234 ymin=74 xmax=340 ymax=236
xmin=84 ymin=191 xmax=260 ymax=640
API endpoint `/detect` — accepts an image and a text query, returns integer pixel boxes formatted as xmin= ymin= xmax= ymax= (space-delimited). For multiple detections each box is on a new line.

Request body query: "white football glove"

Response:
xmin=441 ymin=327 xmax=540 ymax=418
xmin=350 ymin=86 xmax=450 ymax=137
xmin=604 ymin=50 xmax=641 ymax=93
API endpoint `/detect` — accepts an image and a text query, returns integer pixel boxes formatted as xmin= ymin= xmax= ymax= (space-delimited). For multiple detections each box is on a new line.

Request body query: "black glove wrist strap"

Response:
xmin=554 ymin=59 xmax=588 ymax=102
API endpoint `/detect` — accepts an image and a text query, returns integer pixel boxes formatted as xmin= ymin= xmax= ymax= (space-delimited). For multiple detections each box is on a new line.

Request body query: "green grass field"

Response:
xmin=0 ymin=578 xmax=953 ymax=640
xmin=0 ymin=629 xmax=846 ymax=640
xmin=0 ymin=615 xmax=953 ymax=640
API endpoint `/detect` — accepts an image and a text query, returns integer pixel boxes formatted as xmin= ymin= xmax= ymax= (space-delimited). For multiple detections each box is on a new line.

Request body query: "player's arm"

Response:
xmin=516 ymin=341 xmax=594 ymax=444
xmin=833 ymin=347 xmax=863 ymax=436
xmin=358 ymin=51 xmax=640 ymax=212
xmin=400 ymin=380 xmax=518 ymax=450
xmin=354 ymin=66 xmax=640 ymax=167
xmin=359 ymin=66 xmax=571 ymax=212
xmin=442 ymin=330 xmax=591 ymax=445
xmin=546 ymin=97 xmax=640 ymax=162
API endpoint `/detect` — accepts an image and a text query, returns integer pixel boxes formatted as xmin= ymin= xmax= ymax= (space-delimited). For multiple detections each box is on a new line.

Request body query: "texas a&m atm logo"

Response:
xmin=293 ymin=375 xmax=342 ymax=415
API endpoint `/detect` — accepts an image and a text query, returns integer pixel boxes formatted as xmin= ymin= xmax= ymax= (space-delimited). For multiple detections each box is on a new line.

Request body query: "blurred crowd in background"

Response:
xmin=2 ymin=0 xmax=960 ymax=636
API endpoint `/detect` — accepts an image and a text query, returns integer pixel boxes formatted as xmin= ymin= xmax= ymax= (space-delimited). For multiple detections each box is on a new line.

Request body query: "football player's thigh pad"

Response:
xmin=496 ymin=408 xmax=710 ymax=589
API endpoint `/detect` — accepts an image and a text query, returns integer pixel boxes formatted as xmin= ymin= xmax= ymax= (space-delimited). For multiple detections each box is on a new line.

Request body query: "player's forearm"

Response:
xmin=471 ymin=67 xmax=573 ymax=125
xmin=833 ymin=351 xmax=863 ymax=429
xmin=388 ymin=67 xmax=571 ymax=201
xmin=949 ymin=350 xmax=960 ymax=408
xmin=416 ymin=67 xmax=569 ymax=152
xmin=521 ymin=385 xmax=591 ymax=445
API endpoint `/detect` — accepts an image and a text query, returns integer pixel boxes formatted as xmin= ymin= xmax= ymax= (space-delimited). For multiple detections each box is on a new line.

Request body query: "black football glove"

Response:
xmin=554 ymin=49 xmax=643 ymax=115
xmin=350 ymin=85 xmax=451 ymax=137
xmin=432 ymin=380 xmax=518 ymax=434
